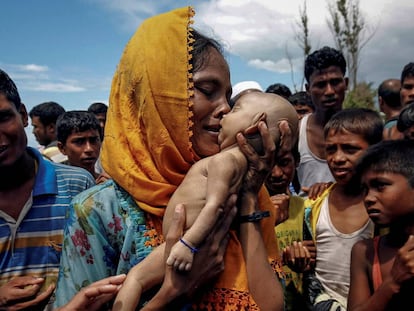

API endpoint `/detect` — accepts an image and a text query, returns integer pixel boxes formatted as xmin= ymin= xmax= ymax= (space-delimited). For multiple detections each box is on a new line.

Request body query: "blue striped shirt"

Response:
xmin=0 ymin=147 xmax=95 ymax=299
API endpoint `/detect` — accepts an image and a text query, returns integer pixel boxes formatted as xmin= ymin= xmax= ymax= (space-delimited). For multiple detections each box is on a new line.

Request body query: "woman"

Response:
xmin=54 ymin=6 xmax=286 ymax=310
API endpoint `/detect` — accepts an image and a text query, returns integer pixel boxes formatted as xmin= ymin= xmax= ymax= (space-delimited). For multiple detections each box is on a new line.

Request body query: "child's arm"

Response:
xmin=167 ymin=152 xmax=244 ymax=271
xmin=112 ymin=244 xmax=166 ymax=311
xmin=348 ymin=238 xmax=408 ymax=311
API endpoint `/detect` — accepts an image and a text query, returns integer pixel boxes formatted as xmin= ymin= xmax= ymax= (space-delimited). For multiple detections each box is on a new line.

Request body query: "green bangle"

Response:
xmin=239 ymin=211 xmax=270 ymax=223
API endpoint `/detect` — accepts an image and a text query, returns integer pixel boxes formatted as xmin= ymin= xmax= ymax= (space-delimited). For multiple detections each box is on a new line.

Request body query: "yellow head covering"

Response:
xmin=102 ymin=7 xmax=195 ymax=218
xmin=102 ymin=6 xmax=282 ymax=309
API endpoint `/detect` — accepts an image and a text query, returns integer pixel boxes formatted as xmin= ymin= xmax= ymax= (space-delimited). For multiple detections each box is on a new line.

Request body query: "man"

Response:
xmin=29 ymin=101 xmax=67 ymax=163
xmin=378 ymin=78 xmax=403 ymax=140
xmin=400 ymin=62 xmax=414 ymax=106
xmin=297 ymin=46 xmax=348 ymax=196
xmin=0 ymin=69 xmax=95 ymax=309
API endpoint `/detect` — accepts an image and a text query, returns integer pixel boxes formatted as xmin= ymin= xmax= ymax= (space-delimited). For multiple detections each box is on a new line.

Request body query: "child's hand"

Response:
xmin=302 ymin=182 xmax=333 ymax=200
xmin=271 ymin=193 xmax=290 ymax=225
xmin=390 ymin=235 xmax=414 ymax=288
xmin=166 ymin=239 xmax=195 ymax=271
xmin=283 ymin=241 xmax=312 ymax=273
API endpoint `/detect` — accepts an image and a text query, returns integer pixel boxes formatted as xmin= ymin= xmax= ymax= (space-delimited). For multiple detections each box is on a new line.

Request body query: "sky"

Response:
xmin=1 ymin=0 xmax=413 ymax=148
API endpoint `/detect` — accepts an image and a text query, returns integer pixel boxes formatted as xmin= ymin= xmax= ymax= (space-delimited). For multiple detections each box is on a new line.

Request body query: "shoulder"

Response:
xmin=52 ymin=162 xmax=95 ymax=184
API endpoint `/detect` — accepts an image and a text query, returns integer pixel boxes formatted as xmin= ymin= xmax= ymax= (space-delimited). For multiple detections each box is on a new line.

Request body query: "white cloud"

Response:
xmin=16 ymin=64 xmax=49 ymax=72
xmin=26 ymin=82 xmax=85 ymax=92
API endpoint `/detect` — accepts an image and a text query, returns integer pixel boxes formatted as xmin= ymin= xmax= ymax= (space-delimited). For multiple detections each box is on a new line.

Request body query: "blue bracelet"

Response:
xmin=179 ymin=238 xmax=199 ymax=254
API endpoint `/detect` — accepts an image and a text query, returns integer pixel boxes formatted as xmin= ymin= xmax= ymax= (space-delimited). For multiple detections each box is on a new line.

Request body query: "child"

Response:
xmin=299 ymin=108 xmax=383 ymax=310
xmin=288 ymin=91 xmax=315 ymax=120
xmin=348 ymin=139 xmax=414 ymax=311
xmin=114 ymin=91 xmax=299 ymax=310
xmin=397 ymin=101 xmax=414 ymax=140
xmin=57 ymin=110 xmax=110 ymax=183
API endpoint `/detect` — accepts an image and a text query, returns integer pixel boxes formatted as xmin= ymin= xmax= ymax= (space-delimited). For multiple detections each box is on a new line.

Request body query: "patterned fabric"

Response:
xmin=0 ymin=147 xmax=95 ymax=307
xmin=55 ymin=6 xmax=283 ymax=309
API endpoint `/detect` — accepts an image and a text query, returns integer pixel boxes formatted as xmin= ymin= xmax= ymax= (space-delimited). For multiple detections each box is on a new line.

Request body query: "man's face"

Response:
xmin=306 ymin=66 xmax=348 ymax=114
xmin=31 ymin=116 xmax=53 ymax=146
xmin=58 ymin=129 xmax=101 ymax=175
xmin=400 ymin=76 xmax=414 ymax=106
xmin=0 ymin=95 xmax=28 ymax=167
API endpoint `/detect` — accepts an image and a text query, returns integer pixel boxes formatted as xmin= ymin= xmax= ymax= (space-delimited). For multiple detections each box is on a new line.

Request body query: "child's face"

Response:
xmin=59 ymin=129 xmax=101 ymax=174
xmin=325 ymin=128 xmax=369 ymax=185
xmin=265 ymin=151 xmax=296 ymax=195
xmin=294 ymin=104 xmax=313 ymax=120
xmin=218 ymin=99 xmax=258 ymax=149
xmin=361 ymin=171 xmax=414 ymax=226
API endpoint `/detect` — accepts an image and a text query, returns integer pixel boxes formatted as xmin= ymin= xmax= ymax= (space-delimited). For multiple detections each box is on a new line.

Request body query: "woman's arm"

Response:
xmin=236 ymin=120 xmax=289 ymax=311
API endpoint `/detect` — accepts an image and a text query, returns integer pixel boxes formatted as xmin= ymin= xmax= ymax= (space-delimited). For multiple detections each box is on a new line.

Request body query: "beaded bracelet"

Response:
xmin=179 ymin=237 xmax=199 ymax=253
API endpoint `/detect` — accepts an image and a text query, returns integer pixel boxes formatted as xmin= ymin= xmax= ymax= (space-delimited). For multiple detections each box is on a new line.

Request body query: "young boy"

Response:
xmin=288 ymin=91 xmax=315 ymax=120
xmin=348 ymin=139 xmax=414 ymax=310
xmin=299 ymin=108 xmax=384 ymax=310
xmin=113 ymin=91 xmax=299 ymax=311
xmin=57 ymin=110 xmax=110 ymax=183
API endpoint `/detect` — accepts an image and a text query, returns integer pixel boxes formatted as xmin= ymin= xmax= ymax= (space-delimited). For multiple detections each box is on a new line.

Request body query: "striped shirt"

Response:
xmin=0 ymin=147 xmax=95 ymax=303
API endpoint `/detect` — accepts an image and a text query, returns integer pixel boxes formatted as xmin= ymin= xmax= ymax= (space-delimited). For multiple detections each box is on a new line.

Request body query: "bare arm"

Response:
xmin=349 ymin=236 xmax=414 ymax=311
xmin=236 ymin=120 xmax=287 ymax=311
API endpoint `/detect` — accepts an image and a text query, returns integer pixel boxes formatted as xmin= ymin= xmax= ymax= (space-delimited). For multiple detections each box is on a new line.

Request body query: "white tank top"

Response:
xmin=315 ymin=195 xmax=374 ymax=308
xmin=297 ymin=114 xmax=334 ymax=194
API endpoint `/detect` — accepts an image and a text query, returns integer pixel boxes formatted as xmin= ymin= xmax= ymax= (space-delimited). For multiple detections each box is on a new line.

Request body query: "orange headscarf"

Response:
xmin=101 ymin=6 xmax=282 ymax=309
xmin=102 ymin=7 xmax=196 ymax=219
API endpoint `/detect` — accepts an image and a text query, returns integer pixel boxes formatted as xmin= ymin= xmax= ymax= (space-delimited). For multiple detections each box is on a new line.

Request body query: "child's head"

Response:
xmin=356 ymin=139 xmax=414 ymax=226
xmin=400 ymin=62 xmax=414 ymax=106
xmin=323 ymin=108 xmax=383 ymax=185
xmin=219 ymin=92 xmax=299 ymax=152
xmin=288 ymin=91 xmax=315 ymax=119
xmin=397 ymin=102 xmax=414 ymax=140
xmin=57 ymin=110 xmax=102 ymax=174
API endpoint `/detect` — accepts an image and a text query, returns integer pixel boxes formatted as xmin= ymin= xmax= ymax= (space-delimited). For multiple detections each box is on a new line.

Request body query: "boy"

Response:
xmin=56 ymin=110 xmax=110 ymax=183
xmin=288 ymin=91 xmax=315 ymax=120
xmin=348 ymin=140 xmax=414 ymax=310
xmin=299 ymin=108 xmax=383 ymax=310
xmin=114 ymin=91 xmax=299 ymax=310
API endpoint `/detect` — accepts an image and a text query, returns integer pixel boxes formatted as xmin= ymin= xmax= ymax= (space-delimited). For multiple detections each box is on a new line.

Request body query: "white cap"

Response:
xmin=231 ymin=81 xmax=263 ymax=101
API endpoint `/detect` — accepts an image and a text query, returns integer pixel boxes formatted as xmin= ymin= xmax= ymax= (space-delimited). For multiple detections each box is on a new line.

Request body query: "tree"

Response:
xmin=294 ymin=0 xmax=312 ymax=91
xmin=343 ymin=81 xmax=376 ymax=110
xmin=327 ymin=0 xmax=376 ymax=90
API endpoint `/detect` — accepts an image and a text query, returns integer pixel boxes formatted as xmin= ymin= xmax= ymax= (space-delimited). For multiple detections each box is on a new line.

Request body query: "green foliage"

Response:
xmin=343 ymin=81 xmax=377 ymax=110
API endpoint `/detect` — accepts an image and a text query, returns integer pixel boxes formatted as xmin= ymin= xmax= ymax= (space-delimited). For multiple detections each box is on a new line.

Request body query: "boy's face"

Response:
xmin=58 ymin=129 xmax=101 ymax=174
xmin=0 ymin=95 xmax=28 ymax=167
xmin=361 ymin=171 xmax=414 ymax=227
xmin=325 ymin=128 xmax=369 ymax=185
xmin=294 ymin=104 xmax=314 ymax=120
xmin=265 ymin=151 xmax=296 ymax=195
xmin=306 ymin=66 xmax=348 ymax=114
xmin=400 ymin=75 xmax=414 ymax=106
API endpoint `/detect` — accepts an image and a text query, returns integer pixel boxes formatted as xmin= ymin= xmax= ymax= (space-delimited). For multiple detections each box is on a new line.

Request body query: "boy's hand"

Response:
xmin=271 ymin=193 xmax=290 ymax=225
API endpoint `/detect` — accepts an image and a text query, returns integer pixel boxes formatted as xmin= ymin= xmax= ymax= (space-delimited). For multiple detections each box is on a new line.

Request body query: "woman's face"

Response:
xmin=191 ymin=47 xmax=232 ymax=158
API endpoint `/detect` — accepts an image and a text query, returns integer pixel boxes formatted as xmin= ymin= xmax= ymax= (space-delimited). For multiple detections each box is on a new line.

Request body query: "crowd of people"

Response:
xmin=1 ymin=5 xmax=414 ymax=311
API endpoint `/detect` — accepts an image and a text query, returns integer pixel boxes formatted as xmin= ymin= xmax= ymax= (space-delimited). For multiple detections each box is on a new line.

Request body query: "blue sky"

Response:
xmin=1 ymin=0 xmax=413 ymax=147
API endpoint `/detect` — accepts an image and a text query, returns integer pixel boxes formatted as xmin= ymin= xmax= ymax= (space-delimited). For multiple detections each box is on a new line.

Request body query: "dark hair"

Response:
xmin=324 ymin=108 xmax=383 ymax=145
xmin=191 ymin=29 xmax=223 ymax=73
xmin=397 ymin=102 xmax=414 ymax=132
xmin=0 ymin=69 xmax=22 ymax=109
xmin=356 ymin=139 xmax=414 ymax=188
xmin=401 ymin=62 xmax=414 ymax=83
xmin=378 ymin=79 xmax=401 ymax=109
xmin=288 ymin=91 xmax=314 ymax=109
xmin=88 ymin=102 xmax=108 ymax=115
xmin=304 ymin=46 xmax=346 ymax=83
xmin=29 ymin=101 xmax=65 ymax=126
xmin=57 ymin=110 xmax=101 ymax=144
xmin=265 ymin=83 xmax=292 ymax=99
